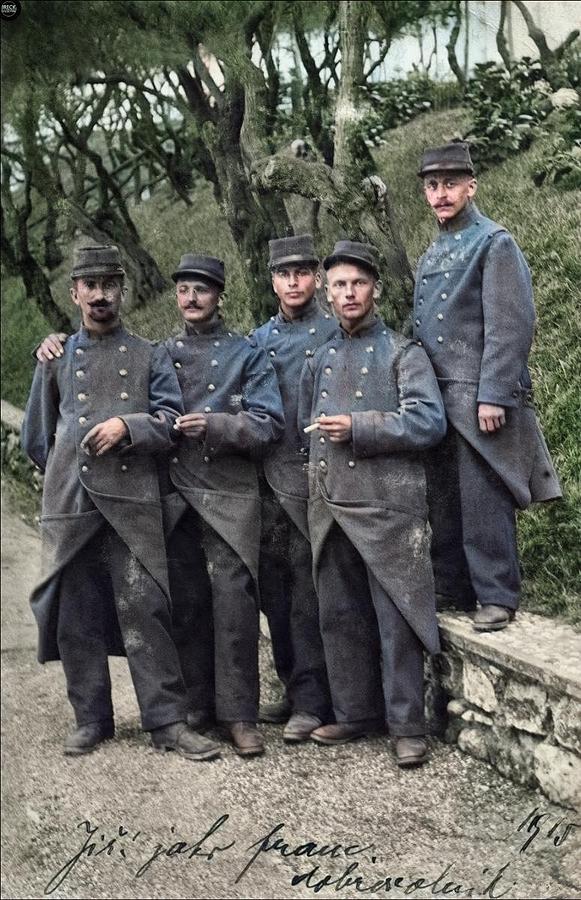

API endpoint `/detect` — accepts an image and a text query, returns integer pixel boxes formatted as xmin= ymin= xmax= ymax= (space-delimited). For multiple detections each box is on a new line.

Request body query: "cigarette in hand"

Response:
xmin=303 ymin=422 xmax=320 ymax=433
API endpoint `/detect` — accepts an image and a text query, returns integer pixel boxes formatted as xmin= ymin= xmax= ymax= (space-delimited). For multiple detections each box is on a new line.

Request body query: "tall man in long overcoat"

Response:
xmin=21 ymin=245 xmax=220 ymax=761
xmin=164 ymin=253 xmax=285 ymax=757
xmin=298 ymin=240 xmax=447 ymax=767
xmin=414 ymin=143 xmax=561 ymax=631
xmin=249 ymin=235 xmax=338 ymax=743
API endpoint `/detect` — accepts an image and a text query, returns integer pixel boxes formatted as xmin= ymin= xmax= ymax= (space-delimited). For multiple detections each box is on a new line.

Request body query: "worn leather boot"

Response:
xmin=151 ymin=721 xmax=221 ymax=761
xmin=283 ymin=712 xmax=322 ymax=743
xmin=472 ymin=604 xmax=514 ymax=632
xmin=186 ymin=710 xmax=214 ymax=732
xmin=395 ymin=736 xmax=429 ymax=768
xmin=220 ymin=722 xmax=265 ymax=757
xmin=311 ymin=721 xmax=375 ymax=745
xmin=64 ymin=720 xmax=115 ymax=756
xmin=259 ymin=696 xmax=291 ymax=724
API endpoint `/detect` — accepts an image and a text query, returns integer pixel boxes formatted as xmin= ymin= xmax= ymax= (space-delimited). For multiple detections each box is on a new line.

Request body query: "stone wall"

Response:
xmin=427 ymin=611 xmax=581 ymax=809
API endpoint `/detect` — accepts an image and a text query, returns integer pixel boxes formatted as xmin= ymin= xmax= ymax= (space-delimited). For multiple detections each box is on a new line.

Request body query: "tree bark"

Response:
xmin=447 ymin=1 xmax=466 ymax=88
xmin=496 ymin=1 xmax=512 ymax=68
xmin=511 ymin=0 xmax=579 ymax=65
xmin=334 ymin=0 xmax=368 ymax=172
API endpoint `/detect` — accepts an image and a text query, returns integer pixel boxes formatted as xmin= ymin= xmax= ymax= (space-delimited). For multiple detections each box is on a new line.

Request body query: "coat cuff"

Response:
xmin=476 ymin=380 xmax=520 ymax=408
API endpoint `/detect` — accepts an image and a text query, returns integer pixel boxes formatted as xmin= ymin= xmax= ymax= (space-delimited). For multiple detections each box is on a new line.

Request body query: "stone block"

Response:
xmin=553 ymin=697 xmax=581 ymax=755
xmin=534 ymin=743 xmax=581 ymax=808
xmin=447 ymin=699 xmax=466 ymax=717
xmin=463 ymin=660 xmax=497 ymax=712
xmin=433 ymin=651 xmax=463 ymax=695
xmin=489 ymin=728 xmax=539 ymax=788
xmin=502 ymin=680 xmax=548 ymax=735
xmin=457 ymin=726 xmax=490 ymax=762
xmin=461 ymin=708 xmax=493 ymax=727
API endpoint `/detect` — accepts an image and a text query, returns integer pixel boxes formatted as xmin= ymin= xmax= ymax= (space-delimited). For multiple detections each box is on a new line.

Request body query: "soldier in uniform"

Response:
xmin=249 ymin=235 xmax=338 ymax=743
xmin=298 ymin=240 xmax=447 ymax=767
xmin=21 ymin=245 xmax=220 ymax=761
xmin=414 ymin=143 xmax=561 ymax=631
xmin=163 ymin=253 xmax=285 ymax=756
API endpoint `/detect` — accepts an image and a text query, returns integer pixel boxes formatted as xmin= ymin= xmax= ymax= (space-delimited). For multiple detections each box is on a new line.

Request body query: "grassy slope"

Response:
xmin=2 ymin=107 xmax=579 ymax=622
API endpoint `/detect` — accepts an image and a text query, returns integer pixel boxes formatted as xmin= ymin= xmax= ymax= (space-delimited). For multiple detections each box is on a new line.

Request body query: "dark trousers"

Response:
xmin=167 ymin=509 xmax=214 ymax=716
xmin=169 ymin=509 xmax=260 ymax=723
xmin=317 ymin=523 xmax=426 ymax=736
xmin=426 ymin=426 xmax=520 ymax=611
xmin=57 ymin=524 xmax=186 ymax=731
xmin=259 ymin=485 xmax=332 ymax=720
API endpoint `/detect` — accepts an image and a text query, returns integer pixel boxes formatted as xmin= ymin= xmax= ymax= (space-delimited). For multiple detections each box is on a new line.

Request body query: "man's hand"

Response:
xmin=36 ymin=333 xmax=68 ymax=362
xmin=174 ymin=413 xmax=208 ymax=440
xmin=80 ymin=417 xmax=128 ymax=456
xmin=316 ymin=414 xmax=353 ymax=443
xmin=478 ymin=403 xmax=506 ymax=433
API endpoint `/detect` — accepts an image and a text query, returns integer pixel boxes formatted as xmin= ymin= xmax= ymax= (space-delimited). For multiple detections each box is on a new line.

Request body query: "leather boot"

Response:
xmin=64 ymin=720 xmax=114 ymax=756
xmin=283 ymin=712 xmax=322 ymax=743
xmin=259 ymin=697 xmax=291 ymax=724
xmin=151 ymin=721 xmax=221 ymax=761
xmin=395 ymin=736 xmax=428 ymax=768
xmin=473 ymin=604 xmax=514 ymax=632
xmin=220 ymin=722 xmax=265 ymax=757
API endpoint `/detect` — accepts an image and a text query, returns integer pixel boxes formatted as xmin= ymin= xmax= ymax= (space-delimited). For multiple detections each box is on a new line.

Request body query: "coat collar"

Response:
xmin=77 ymin=321 xmax=126 ymax=345
xmin=183 ymin=311 xmax=226 ymax=337
xmin=437 ymin=200 xmax=482 ymax=234
xmin=339 ymin=308 xmax=382 ymax=339
xmin=275 ymin=296 xmax=321 ymax=324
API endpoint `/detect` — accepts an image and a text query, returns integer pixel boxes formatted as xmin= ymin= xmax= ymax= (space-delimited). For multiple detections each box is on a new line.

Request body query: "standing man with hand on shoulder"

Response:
xmin=415 ymin=143 xmax=561 ymax=631
xmin=249 ymin=235 xmax=338 ymax=743
xmin=21 ymin=245 xmax=220 ymax=761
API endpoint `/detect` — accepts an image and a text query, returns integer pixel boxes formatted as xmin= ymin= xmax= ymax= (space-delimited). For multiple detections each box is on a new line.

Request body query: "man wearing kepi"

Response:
xmin=21 ymin=245 xmax=220 ymax=761
xmin=249 ymin=235 xmax=338 ymax=743
xmin=166 ymin=253 xmax=284 ymax=757
xmin=298 ymin=240 xmax=447 ymax=767
xmin=415 ymin=143 xmax=561 ymax=631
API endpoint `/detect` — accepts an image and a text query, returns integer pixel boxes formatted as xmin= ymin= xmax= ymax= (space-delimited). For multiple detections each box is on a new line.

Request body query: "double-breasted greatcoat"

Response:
xmin=298 ymin=313 xmax=446 ymax=732
xmin=413 ymin=202 xmax=560 ymax=608
xmin=249 ymin=298 xmax=339 ymax=718
xmin=21 ymin=323 xmax=188 ymax=730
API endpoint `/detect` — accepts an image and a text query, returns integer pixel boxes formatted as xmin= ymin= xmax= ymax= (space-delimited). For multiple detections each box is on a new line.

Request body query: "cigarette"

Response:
xmin=303 ymin=422 xmax=320 ymax=433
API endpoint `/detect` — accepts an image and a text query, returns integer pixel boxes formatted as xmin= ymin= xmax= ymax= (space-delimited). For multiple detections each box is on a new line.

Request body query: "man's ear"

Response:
xmin=70 ymin=284 xmax=80 ymax=307
xmin=324 ymin=281 xmax=332 ymax=303
xmin=314 ymin=270 xmax=322 ymax=289
xmin=468 ymin=178 xmax=477 ymax=199
xmin=373 ymin=279 xmax=383 ymax=300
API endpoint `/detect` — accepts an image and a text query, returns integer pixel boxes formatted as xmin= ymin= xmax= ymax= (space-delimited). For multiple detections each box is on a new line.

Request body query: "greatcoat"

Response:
xmin=298 ymin=313 xmax=447 ymax=654
xmin=163 ymin=316 xmax=285 ymax=582
xmin=21 ymin=324 xmax=183 ymax=663
xmin=413 ymin=202 xmax=560 ymax=508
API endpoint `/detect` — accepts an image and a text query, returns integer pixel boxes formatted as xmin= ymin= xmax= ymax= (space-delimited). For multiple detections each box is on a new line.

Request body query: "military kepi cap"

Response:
xmin=71 ymin=245 xmax=125 ymax=279
xmin=418 ymin=141 xmax=474 ymax=177
xmin=323 ymin=240 xmax=380 ymax=278
xmin=268 ymin=234 xmax=319 ymax=269
xmin=171 ymin=253 xmax=225 ymax=288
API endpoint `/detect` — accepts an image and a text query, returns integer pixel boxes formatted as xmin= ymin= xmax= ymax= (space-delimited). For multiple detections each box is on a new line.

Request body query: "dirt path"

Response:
xmin=1 ymin=493 xmax=580 ymax=900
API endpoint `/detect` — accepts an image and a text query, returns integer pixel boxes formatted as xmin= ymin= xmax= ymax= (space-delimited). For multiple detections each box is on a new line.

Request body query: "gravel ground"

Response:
xmin=2 ymin=495 xmax=580 ymax=900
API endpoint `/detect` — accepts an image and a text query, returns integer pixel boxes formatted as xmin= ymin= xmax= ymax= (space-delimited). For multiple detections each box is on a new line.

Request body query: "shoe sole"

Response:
xmin=396 ymin=752 xmax=428 ymax=768
xmin=152 ymin=744 xmax=221 ymax=761
xmin=233 ymin=745 xmax=265 ymax=757
xmin=283 ymin=732 xmax=313 ymax=743
xmin=64 ymin=735 xmax=114 ymax=755
xmin=472 ymin=620 xmax=510 ymax=632
xmin=311 ymin=733 xmax=366 ymax=746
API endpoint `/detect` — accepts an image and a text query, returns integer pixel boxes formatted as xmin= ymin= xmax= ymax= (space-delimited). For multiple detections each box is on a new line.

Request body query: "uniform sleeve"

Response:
xmin=351 ymin=343 xmax=447 ymax=457
xmin=203 ymin=346 xmax=285 ymax=459
xmin=297 ymin=356 xmax=316 ymax=445
xmin=118 ymin=343 xmax=184 ymax=453
xmin=478 ymin=232 xmax=536 ymax=407
xmin=21 ymin=361 xmax=60 ymax=472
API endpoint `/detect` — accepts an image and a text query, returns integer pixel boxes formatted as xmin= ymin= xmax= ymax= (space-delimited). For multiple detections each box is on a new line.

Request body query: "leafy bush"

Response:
xmin=532 ymin=108 xmax=581 ymax=190
xmin=359 ymin=75 xmax=462 ymax=147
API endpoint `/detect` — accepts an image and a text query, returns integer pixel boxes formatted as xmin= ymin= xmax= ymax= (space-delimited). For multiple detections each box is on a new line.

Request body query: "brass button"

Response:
xmin=204 ymin=406 xmax=211 ymax=413
xmin=269 ymin=350 xmax=276 ymax=357
xmin=77 ymin=393 xmax=87 ymax=401
xmin=78 ymin=416 xmax=87 ymax=425
xmin=174 ymin=361 xmax=182 ymax=369
xmin=444 ymin=272 xmax=450 ymax=278
xmin=319 ymin=460 xmax=327 ymax=470
xmin=321 ymin=390 xmax=328 ymax=398
xmin=214 ymin=341 xmax=220 ymax=347
xmin=437 ymin=313 xmax=444 ymax=320
xmin=176 ymin=340 xmax=184 ymax=348
xmin=422 ymin=278 xmax=427 ymax=285
xmin=329 ymin=348 xmax=336 ymax=355
xmin=81 ymin=465 xmax=89 ymax=472
xmin=324 ymin=367 xmax=332 ymax=375
xmin=119 ymin=345 xmax=128 ymax=352
xmin=361 ymin=367 xmax=368 ymax=374
xmin=211 ymin=359 xmax=218 ymax=367
xmin=75 ymin=370 xmax=84 ymax=379
xmin=273 ymin=328 xmax=280 ymax=335
xmin=441 ymin=293 xmax=448 ymax=300
xmin=120 ymin=392 xmax=129 ymax=400
xmin=437 ymin=336 xmax=444 ymax=343
xmin=355 ymin=390 xmax=363 ymax=398
xmin=208 ymin=384 xmax=216 ymax=392
xmin=75 ymin=348 xmax=84 ymax=356
xmin=203 ymin=456 xmax=210 ymax=463
xmin=119 ymin=369 xmax=127 ymax=376
xmin=324 ymin=313 xmax=331 ymax=319
xmin=121 ymin=464 xmax=128 ymax=472
xmin=415 ymin=319 xmax=421 ymax=326
xmin=319 ymin=436 xmax=326 ymax=444
xmin=348 ymin=461 xmax=356 ymax=468
xmin=305 ymin=350 xmax=313 ymax=357
xmin=309 ymin=328 xmax=316 ymax=334
xmin=366 ymin=346 xmax=374 ymax=353
xmin=454 ymin=234 xmax=461 ymax=240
